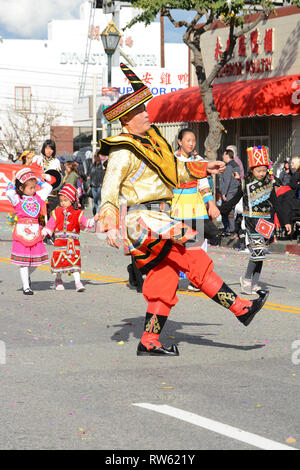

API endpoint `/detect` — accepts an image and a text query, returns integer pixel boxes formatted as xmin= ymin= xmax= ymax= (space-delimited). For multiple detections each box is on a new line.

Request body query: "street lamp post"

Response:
xmin=101 ymin=20 xmax=122 ymax=137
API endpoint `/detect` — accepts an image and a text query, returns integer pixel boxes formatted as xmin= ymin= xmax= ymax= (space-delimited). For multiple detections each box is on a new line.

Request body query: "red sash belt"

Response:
xmin=178 ymin=181 xmax=197 ymax=189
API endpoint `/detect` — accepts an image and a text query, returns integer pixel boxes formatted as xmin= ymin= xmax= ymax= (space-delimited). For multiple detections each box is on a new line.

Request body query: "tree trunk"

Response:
xmin=192 ymin=43 xmax=224 ymax=162
xmin=200 ymin=83 xmax=223 ymax=161
xmin=194 ymin=59 xmax=223 ymax=161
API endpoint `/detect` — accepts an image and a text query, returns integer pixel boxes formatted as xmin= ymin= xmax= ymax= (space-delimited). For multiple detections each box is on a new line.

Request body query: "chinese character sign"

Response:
xmin=215 ymin=37 xmax=223 ymax=60
xmin=125 ymin=36 xmax=134 ymax=48
xmin=238 ymin=35 xmax=246 ymax=57
xmin=250 ymin=29 xmax=259 ymax=55
xmin=264 ymin=29 xmax=273 ymax=53
xmin=118 ymin=69 xmax=189 ymax=96
xmin=160 ymin=73 xmax=172 ymax=85
xmin=215 ymin=26 xmax=275 ymax=78
xmin=215 ymin=28 xmax=274 ymax=61
xmin=178 ymin=73 xmax=189 ymax=85
xmin=142 ymin=72 xmax=154 ymax=85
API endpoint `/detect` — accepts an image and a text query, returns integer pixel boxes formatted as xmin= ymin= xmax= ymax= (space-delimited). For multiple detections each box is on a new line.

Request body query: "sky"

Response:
xmin=0 ymin=0 xmax=196 ymax=42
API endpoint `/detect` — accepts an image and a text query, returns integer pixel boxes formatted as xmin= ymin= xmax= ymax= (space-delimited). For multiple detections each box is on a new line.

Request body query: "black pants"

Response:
xmin=127 ymin=256 xmax=144 ymax=292
xmin=47 ymin=195 xmax=60 ymax=220
xmin=204 ymin=218 xmax=219 ymax=241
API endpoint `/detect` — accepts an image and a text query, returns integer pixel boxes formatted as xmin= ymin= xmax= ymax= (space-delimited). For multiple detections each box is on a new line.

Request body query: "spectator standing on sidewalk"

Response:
xmin=226 ymin=145 xmax=244 ymax=179
xmin=279 ymin=160 xmax=293 ymax=186
xmin=88 ymin=151 xmax=106 ymax=216
xmin=290 ymin=156 xmax=300 ymax=199
xmin=63 ymin=157 xmax=79 ymax=188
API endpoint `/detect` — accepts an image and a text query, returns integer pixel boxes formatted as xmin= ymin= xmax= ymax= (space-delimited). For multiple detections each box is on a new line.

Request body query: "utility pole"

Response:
xmin=160 ymin=11 xmax=165 ymax=68
xmin=112 ymin=1 xmax=120 ymax=68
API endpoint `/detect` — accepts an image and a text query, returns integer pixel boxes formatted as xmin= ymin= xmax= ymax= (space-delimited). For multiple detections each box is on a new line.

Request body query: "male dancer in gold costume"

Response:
xmin=98 ymin=64 xmax=268 ymax=356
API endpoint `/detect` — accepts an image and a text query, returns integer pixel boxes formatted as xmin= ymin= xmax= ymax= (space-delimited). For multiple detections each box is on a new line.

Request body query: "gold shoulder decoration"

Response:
xmin=99 ymin=125 xmax=178 ymax=188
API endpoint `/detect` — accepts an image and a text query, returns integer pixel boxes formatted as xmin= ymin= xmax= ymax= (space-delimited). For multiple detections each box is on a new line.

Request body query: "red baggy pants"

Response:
xmin=143 ymin=244 xmax=214 ymax=316
xmin=140 ymin=244 xmax=252 ymax=349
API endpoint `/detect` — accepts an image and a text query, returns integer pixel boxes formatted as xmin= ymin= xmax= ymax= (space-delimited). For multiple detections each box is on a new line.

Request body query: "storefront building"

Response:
xmin=147 ymin=6 xmax=300 ymax=171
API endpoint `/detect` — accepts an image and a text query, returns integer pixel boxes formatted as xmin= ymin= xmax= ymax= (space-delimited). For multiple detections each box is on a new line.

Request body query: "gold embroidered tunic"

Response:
xmin=98 ymin=125 xmax=208 ymax=273
xmin=101 ymin=146 xmax=174 ymax=209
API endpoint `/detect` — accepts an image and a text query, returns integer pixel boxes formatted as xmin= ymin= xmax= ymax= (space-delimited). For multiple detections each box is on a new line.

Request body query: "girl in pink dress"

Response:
xmin=6 ymin=167 xmax=54 ymax=295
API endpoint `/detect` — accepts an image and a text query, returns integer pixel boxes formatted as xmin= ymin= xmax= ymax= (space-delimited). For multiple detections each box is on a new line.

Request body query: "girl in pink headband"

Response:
xmin=6 ymin=167 xmax=55 ymax=295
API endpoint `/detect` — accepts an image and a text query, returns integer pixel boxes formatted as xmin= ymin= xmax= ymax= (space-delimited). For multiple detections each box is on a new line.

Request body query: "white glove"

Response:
xmin=42 ymin=173 xmax=52 ymax=182
xmin=41 ymin=227 xmax=50 ymax=238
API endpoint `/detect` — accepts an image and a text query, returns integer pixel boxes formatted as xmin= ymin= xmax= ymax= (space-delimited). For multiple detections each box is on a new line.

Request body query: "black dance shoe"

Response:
xmin=137 ymin=341 xmax=179 ymax=356
xmin=23 ymin=288 xmax=34 ymax=295
xmin=237 ymin=289 xmax=269 ymax=326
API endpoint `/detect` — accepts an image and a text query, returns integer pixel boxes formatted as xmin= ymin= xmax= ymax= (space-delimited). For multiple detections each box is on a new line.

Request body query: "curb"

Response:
xmin=269 ymin=242 xmax=300 ymax=255
xmin=285 ymin=244 xmax=300 ymax=256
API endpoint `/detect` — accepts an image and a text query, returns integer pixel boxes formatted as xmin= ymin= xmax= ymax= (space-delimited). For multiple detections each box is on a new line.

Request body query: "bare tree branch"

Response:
xmin=0 ymin=104 xmax=62 ymax=156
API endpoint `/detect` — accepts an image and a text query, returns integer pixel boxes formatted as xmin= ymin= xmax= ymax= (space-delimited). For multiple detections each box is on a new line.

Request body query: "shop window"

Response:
xmin=238 ymin=118 xmax=269 ymax=171
xmin=15 ymin=87 xmax=31 ymax=112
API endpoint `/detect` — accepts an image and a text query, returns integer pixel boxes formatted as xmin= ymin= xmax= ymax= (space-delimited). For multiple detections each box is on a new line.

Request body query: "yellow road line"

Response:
xmin=264 ymin=301 xmax=300 ymax=311
xmin=176 ymin=291 xmax=300 ymax=314
xmin=0 ymin=256 xmax=126 ymax=283
xmin=0 ymin=256 xmax=299 ymax=314
xmin=262 ymin=305 xmax=300 ymax=313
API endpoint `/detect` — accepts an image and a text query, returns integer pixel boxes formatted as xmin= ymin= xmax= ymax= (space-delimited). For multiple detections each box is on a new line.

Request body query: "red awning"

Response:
xmin=147 ymin=74 xmax=300 ymax=123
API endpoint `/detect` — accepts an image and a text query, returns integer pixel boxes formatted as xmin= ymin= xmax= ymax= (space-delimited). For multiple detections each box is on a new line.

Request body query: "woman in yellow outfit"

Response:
xmin=171 ymin=128 xmax=220 ymax=291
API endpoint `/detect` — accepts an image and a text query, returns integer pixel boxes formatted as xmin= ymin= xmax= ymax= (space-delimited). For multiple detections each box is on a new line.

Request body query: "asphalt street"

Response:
xmin=0 ymin=211 xmax=300 ymax=451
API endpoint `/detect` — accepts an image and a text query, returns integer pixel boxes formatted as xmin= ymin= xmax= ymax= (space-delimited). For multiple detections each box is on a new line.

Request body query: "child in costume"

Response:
xmin=33 ymin=139 xmax=62 ymax=229
xmin=6 ymin=167 xmax=55 ymax=295
xmin=171 ymin=128 xmax=220 ymax=291
xmin=239 ymin=146 xmax=289 ymax=294
xmin=42 ymin=184 xmax=98 ymax=292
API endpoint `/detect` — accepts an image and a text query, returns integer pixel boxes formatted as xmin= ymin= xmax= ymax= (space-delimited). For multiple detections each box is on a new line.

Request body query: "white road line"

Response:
xmin=133 ymin=403 xmax=297 ymax=451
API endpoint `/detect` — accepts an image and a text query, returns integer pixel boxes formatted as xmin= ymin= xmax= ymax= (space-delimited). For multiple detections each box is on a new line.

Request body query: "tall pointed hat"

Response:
xmin=102 ymin=63 xmax=153 ymax=123
xmin=247 ymin=146 xmax=269 ymax=168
